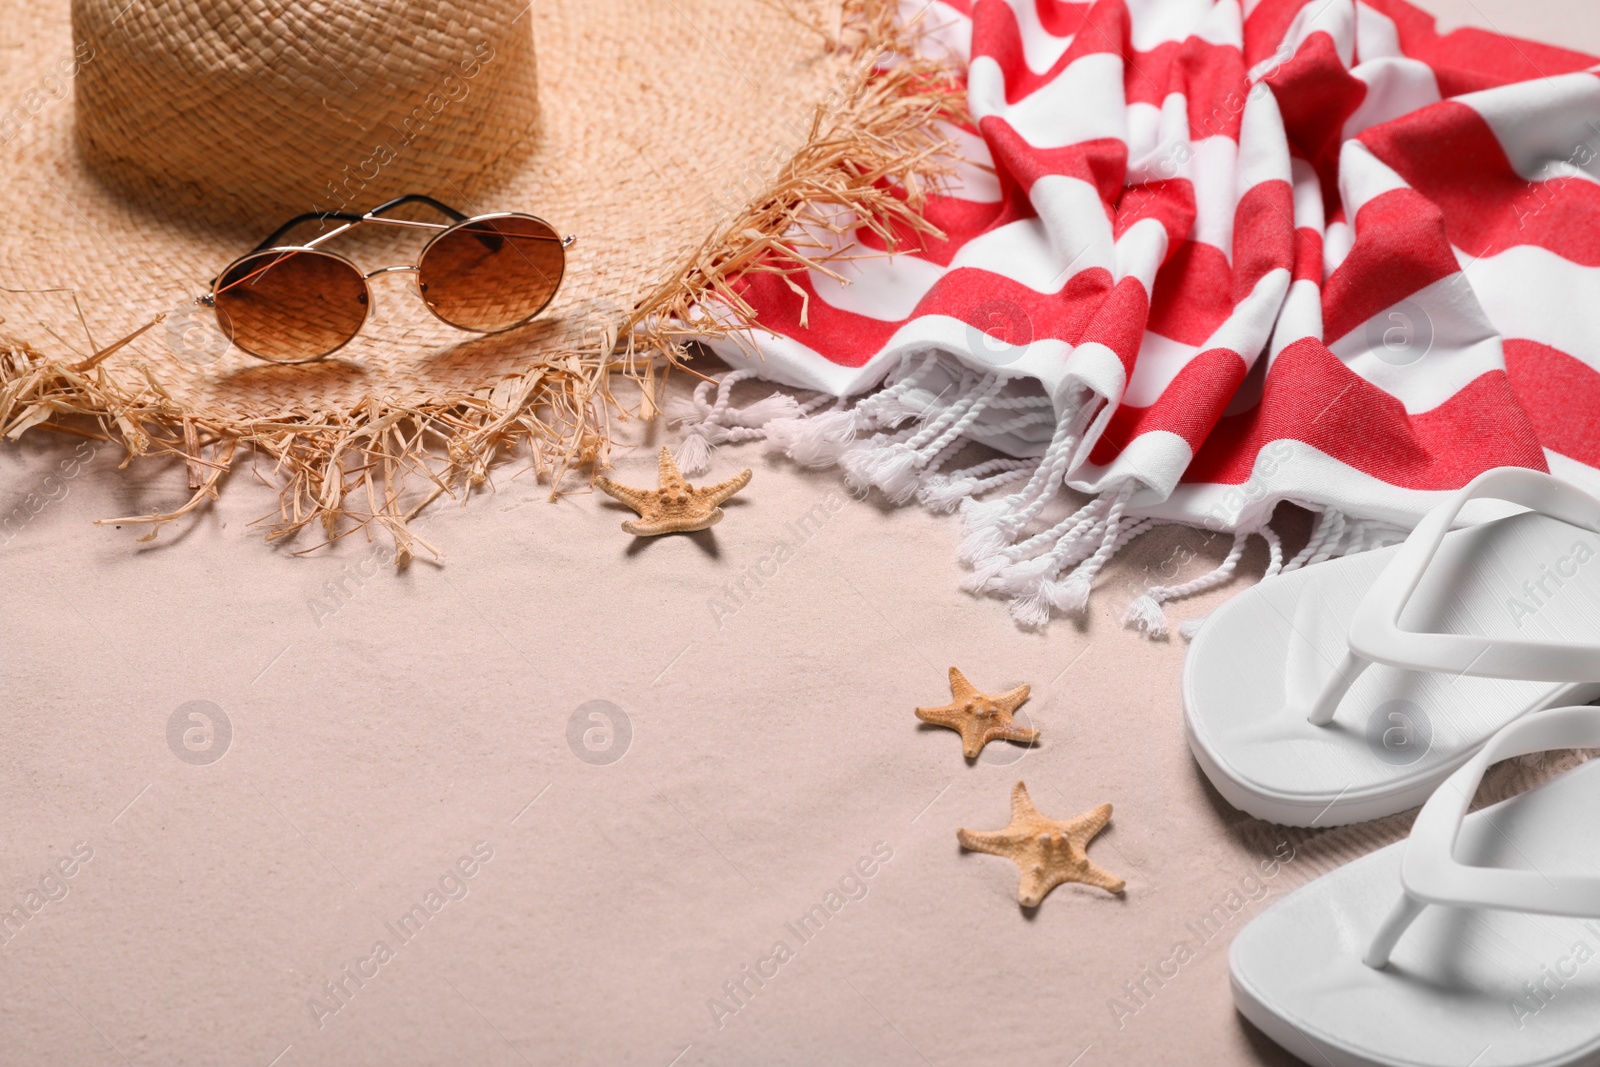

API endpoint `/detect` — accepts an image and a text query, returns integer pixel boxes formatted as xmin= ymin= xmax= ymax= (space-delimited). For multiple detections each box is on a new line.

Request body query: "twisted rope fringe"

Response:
xmin=672 ymin=353 xmax=1410 ymax=633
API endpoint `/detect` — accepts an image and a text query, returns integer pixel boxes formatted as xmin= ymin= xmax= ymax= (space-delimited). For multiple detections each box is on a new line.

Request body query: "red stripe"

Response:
xmin=1241 ymin=0 xmax=1313 ymax=71
xmin=1262 ymin=31 xmax=1368 ymax=217
xmin=1183 ymin=338 xmax=1547 ymax=487
xmin=1056 ymin=0 xmax=1129 ymax=63
xmin=919 ymin=266 xmax=1117 ymax=345
xmin=1036 ymin=0 xmax=1095 ymax=39
xmin=1088 ymin=348 xmax=1249 ymax=463
xmin=1322 ymin=187 xmax=1460 ymax=345
xmin=1360 ymin=98 xmax=1600 ymax=267
xmin=1079 ymin=274 xmax=1151 ymax=374
xmin=856 ymin=186 xmax=1030 ymax=268
xmin=1361 ymin=0 xmax=1597 ymax=96
xmin=978 ymin=117 xmax=1128 ymax=206
xmin=1504 ymin=339 xmax=1600 ymax=467
xmin=1231 ymin=179 xmax=1297 ymax=302
xmin=731 ymin=264 xmax=1131 ymax=364
xmin=1114 ymin=177 xmax=1195 ymax=248
xmin=1292 ymin=225 xmax=1323 ymax=284
xmin=1127 ymin=38 xmax=1249 ymax=142
xmin=1146 ymin=239 xmax=1232 ymax=345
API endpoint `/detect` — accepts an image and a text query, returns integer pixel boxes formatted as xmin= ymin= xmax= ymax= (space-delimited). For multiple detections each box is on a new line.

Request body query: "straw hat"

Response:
xmin=0 ymin=0 xmax=954 ymax=551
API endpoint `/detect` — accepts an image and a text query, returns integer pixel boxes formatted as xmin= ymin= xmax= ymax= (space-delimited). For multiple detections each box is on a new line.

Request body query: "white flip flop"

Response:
xmin=1185 ymin=467 xmax=1600 ymax=826
xmin=1232 ymin=706 xmax=1600 ymax=1067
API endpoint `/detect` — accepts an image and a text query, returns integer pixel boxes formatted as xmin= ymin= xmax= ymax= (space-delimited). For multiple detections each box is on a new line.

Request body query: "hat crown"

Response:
xmin=71 ymin=0 xmax=538 ymax=222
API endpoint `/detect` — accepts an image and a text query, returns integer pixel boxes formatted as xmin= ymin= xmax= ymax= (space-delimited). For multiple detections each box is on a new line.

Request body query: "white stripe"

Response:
xmin=1123 ymin=267 xmax=1288 ymax=406
xmin=1268 ymin=276 xmax=1324 ymax=359
xmin=1324 ymin=218 xmax=1354 ymax=275
xmin=1115 ymin=215 xmax=1171 ymax=290
xmin=1273 ymin=0 xmax=1356 ymax=70
xmin=1237 ymin=74 xmax=1291 ymax=191
xmin=1026 ymin=173 xmax=1119 ymax=280
xmin=1458 ymin=73 xmax=1600 ymax=190
xmin=1289 ymin=155 xmax=1324 ymax=232
xmin=804 ymin=187 xmax=1152 ymax=323
xmin=1354 ymin=0 xmax=1404 ymax=61
xmin=1462 ymin=244 xmax=1600 ymax=373
xmin=968 ymin=51 xmax=1128 ymax=149
xmin=807 ymin=244 xmax=946 ymax=322
xmin=1326 ymin=271 xmax=1506 ymax=414
xmin=1073 ymin=428 xmax=1196 ymax=498
xmin=1191 ymin=133 xmax=1241 ymax=259
xmin=1126 ymin=0 xmax=1243 ymax=52
xmin=999 ymin=0 xmax=1075 ymax=73
xmin=1336 ymin=138 xmax=1412 ymax=215
xmin=1125 ymin=98 xmax=1177 ymax=173
xmin=1343 ymin=56 xmax=1440 ymax=140
xmin=1546 ymin=450 xmax=1600 ymax=498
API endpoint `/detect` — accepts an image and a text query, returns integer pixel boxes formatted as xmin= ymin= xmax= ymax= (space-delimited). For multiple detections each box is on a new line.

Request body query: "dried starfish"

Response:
xmin=594 ymin=446 xmax=751 ymax=536
xmin=915 ymin=667 xmax=1038 ymax=759
xmin=958 ymin=781 xmax=1125 ymax=906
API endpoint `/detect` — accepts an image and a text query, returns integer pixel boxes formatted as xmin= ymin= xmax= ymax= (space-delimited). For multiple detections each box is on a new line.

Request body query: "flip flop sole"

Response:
xmin=1184 ymin=510 xmax=1600 ymax=826
xmin=1231 ymin=758 xmax=1600 ymax=1067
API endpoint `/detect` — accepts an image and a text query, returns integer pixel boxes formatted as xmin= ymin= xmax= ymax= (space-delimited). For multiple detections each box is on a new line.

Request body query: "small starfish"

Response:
xmin=915 ymin=667 xmax=1038 ymax=759
xmin=958 ymin=781 xmax=1125 ymax=906
xmin=594 ymin=447 xmax=751 ymax=536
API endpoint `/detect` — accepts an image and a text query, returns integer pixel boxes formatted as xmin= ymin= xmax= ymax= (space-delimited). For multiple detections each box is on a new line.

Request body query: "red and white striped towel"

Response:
xmin=681 ymin=0 xmax=1600 ymax=634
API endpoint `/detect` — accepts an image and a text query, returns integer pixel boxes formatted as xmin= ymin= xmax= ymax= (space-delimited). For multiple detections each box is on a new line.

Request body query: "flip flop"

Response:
xmin=1185 ymin=467 xmax=1600 ymax=826
xmin=1231 ymin=706 xmax=1600 ymax=1067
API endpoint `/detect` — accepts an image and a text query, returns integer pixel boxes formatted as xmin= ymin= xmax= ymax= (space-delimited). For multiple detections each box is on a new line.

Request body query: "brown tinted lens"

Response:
xmin=212 ymin=249 xmax=369 ymax=362
xmin=418 ymin=215 xmax=564 ymax=332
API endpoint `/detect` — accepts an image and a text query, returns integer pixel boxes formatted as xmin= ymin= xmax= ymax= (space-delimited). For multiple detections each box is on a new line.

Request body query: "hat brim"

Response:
xmin=0 ymin=0 xmax=959 ymax=551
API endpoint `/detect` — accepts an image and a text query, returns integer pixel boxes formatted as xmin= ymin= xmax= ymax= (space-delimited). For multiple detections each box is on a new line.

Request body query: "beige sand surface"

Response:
xmin=3 ymin=3 xmax=1596 ymax=1063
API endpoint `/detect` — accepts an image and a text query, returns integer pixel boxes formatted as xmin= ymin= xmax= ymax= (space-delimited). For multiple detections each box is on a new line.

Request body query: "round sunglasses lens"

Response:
xmin=418 ymin=215 xmax=564 ymax=332
xmin=211 ymin=249 xmax=369 ymax=363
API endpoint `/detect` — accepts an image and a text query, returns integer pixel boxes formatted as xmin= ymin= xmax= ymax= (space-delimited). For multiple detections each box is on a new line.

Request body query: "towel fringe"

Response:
xmin=672 ymin=365 xmax=1409 ymax=632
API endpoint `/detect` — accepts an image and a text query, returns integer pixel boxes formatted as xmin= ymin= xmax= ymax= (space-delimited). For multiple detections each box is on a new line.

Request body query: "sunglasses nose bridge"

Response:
xmin=363 ymin=264 xmax=421 ymax=280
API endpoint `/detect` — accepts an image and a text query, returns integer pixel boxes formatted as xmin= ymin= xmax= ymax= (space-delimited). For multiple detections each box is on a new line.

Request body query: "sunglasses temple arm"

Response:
xmin=246 ymin=210 xmax=366 ymax=255
xmin=244 ymin=195 xmax=467 ymax=257
xmin=367 ymin=194 xmax=470 ymax=224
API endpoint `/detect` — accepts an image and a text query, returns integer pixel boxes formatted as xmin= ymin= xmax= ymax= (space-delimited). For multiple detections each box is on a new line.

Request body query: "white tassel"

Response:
xmin=725 ymin=393 xmax=801 ymax=427
xmin=916 ymin=459 xmax=1032 ymax=513
xmin=675 ymin=429 xmax=712 ymax=475
xmin=960 ymin=552 xmax=1016 ymax=594
xmin=1125 ymin=529 xmax=1248 ymax=641
xmin=1008 ymin=588 xmax=1055 ymax=630
xmin=766 ymin=408 xmax=861 ymax=468
xmin=1043 ymin=575 xmax=1092 ymax=614
xmin=840 ymin=440 xmax=925 ymax=503
xmin=672 ymin=370 xmax=810 ymax=471
xmin=957 ymin=520 xmax=1016 ymax=566
xmin=917 ymin=474 xmax=974 ymax=512
xmin=1123 ymin=593 xmax=1169 ymax=637
xmin=989 ymin=552 xmax=1063 ymax=596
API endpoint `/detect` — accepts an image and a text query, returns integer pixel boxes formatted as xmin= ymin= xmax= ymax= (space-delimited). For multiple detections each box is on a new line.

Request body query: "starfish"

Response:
xmin=594 ymin=446 xmax=751 ymax=536
xmin=915 ymin=667 xmax=1038 ymax=759
xmin=958 ymin=781 xmax=1125 ymax=906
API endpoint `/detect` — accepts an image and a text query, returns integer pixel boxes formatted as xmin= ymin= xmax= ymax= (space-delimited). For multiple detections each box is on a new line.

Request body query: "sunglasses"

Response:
xmin=199 ymin=194 xmax=575 ymax=364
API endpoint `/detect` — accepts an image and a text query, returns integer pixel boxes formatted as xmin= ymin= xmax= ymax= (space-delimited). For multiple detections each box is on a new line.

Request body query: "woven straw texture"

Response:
xmin=0 ymin=0 xmax=958 ymax=549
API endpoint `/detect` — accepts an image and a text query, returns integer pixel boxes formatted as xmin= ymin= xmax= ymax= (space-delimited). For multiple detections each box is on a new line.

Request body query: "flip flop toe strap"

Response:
xmin=1365 ymin=705 xmax=1600 ymax=968
xmin=1308 ymin=468 xmax=1600 ymax=727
